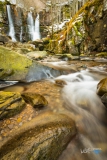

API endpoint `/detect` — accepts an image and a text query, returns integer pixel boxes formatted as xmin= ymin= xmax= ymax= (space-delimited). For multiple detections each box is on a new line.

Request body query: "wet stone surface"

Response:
xmin=0 ymin=80 xmax=63 ymax=142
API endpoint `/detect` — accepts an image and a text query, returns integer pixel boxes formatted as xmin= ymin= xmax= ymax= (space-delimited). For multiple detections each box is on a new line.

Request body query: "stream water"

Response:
xmin=1 ymin=60 xmax=107 ymax=160
xmin=57 ymin=70 xmax=107 ymax=160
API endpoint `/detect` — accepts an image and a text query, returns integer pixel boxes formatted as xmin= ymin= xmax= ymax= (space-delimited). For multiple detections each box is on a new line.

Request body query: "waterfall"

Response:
xmin=27 ymin=12 xmax=41 ymax=41
xmin=7 ymin=5 xmax=16 ymax=42
xmin=20 ymin=26 xmax=23 ymax=42
xmin=34 ymin=14 xmax=41 ymax=40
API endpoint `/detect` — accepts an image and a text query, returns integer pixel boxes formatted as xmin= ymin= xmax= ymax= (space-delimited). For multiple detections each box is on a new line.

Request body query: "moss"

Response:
xmin=73 ymin=25 xmax=82 ymax=37
xmin=45 ymin=0 xmax=103 ymax=54
xmin=0 ymin=46 xmax=32 ymax=76
xmin=96 ymin=52 xmax=107 ymax=57
xmin=62 ymin=5 xmax=71 ymax=19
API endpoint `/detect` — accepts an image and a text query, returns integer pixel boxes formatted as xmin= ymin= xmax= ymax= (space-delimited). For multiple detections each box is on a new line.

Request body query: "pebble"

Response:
xmin=8 ymin=124 xmax=14 ymax=129
xmin=19 ymin=122 xmax=23 ymax=126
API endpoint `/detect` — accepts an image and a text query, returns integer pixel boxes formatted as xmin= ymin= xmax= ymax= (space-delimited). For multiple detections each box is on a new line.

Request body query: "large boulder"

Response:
xmin=0 ymin=112 xmax=77 ymax=160
xmin=0 ymin=91 xmax=26 ymax=120
xmin=97 ymin=78 xmax=107 ymax=96
xmin=0 ymin=46 xmax=62 ymax=83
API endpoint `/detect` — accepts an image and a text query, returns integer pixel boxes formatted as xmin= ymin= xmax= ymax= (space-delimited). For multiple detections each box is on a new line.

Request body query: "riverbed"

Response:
xmin=0 ymin=57 xmax=107 ymax=160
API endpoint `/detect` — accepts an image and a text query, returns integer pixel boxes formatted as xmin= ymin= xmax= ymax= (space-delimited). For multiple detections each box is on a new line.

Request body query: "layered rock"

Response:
xmin=0 ymin=112 xmax=77 ymax=160
xmin=0 ymin=91 xmax=26 ymax=120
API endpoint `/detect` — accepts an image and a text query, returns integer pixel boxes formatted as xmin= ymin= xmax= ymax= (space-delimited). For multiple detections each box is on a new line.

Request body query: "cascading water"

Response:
xmin=6 ymin=5 xmax=16 ymax=42
xmin=0 ymin=57 xmax=107 ymax=160
xmin=55 ymin=70 xmax=107 ymax=160
xmin=20 ymin=26 xmax=23 ymax=42
xmin=34 ymin=14 xmax=41 ymax=40
xmin=27 ymin=12 xmax=41 ymax=41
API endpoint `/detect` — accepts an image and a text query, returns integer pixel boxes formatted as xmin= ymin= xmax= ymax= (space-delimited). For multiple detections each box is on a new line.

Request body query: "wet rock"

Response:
xmin=0 ymin=91 xmax=26 ymax=120
xmin=97 ymin=78 xmax=107 ymax=96
xmin=0 ymin=80 xmax=18 ymax=89
xmin=0 ymin=112 xmax=77 ymax=160
xmin=21 ymin=92 xmax=48 ymax=108
xmin=101 ymin=93 xmax=107 ymax=107
xmin=25 ymin=62 xmax=62 ymax=82
xmin=55 ymin=79 xmax=67 ymax=87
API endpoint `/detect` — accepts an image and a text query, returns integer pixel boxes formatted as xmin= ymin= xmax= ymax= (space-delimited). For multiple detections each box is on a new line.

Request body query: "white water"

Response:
xmin=20 ymin=26 xmax=23 ymax=42
xmin=27 ymin=12 xmax=41 ymax=41
xmin=56 ymin=71 xmax=107 ymax=160
xmin=7 ymin=5 xmax=16 ymax=42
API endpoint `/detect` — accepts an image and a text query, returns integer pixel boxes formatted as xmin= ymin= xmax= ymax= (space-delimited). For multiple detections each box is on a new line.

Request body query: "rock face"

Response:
xmin=47 ymin=0 xmax=107 ymax=54
xmin=0 ymin=112 xmax=77 ymax=160
xmin=0 ymin=91 xmax=26 ymax=120
xmin=21 ymin=92 xmax=48 ymax=108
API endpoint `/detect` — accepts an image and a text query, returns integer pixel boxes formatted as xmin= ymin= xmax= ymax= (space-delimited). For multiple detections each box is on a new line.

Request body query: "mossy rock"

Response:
xmin=0 ymin=69 xmax=14 ymax=79
xmin=21 ymin=92 xmax=48 ymax=108
xmin=0 ymin=46 xmax=62 ymax=82
xmin=0 ymin=91 xmax=26 ymax=120
xmin=96 ymin=52 xmax=107 ymax=57
xmin=0 ymin=46 xmax=32 ymax=80
xmin=0 ymin=112 xmax=77 ymax=160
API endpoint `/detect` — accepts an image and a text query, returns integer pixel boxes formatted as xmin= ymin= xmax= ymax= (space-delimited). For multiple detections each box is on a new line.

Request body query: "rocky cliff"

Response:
xmin=47 ymin=0 xmax=107 ymax=55
xmin=0 ymin=0 xmax=73 ymax=42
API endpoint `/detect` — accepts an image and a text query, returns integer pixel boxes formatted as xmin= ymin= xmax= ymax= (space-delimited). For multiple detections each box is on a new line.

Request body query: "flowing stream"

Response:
xmin=56 ymin=70 xmax=107 ymax=160
xmin=6 ymin=5 xmax=16 ymax=42
xmin=1 ymin=61 xmax=107 ymax=160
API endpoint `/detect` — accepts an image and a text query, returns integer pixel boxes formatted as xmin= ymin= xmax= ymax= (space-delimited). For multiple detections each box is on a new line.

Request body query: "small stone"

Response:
xmin=19 ymin=122 xmax=23 ymax=126
xmin=5 ymin=120 xmax=11 ymax=125
xmin=28 ymin=117 xmax=32 ymax=121
xmin=8 ymin=124 xmax=14 ymax=129
xmin=17 ymin=117 xmax=22 ymax=123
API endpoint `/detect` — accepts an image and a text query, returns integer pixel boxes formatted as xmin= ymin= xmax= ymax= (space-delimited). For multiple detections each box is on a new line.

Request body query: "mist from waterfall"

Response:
xmin=27 ymin=12 xmax=41 ymax=41
xmin=7 ymin=5 xmax=16 ymax=42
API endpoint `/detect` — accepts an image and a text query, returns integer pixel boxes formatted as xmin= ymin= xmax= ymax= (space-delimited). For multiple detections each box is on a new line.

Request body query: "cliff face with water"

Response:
xmin=47 ymin=0 xmax=107 ymax=55
xmin=0 ymin=0 xmax=74 ymax=42
xmin=0 ymin=1 xmax=50 ymax=42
